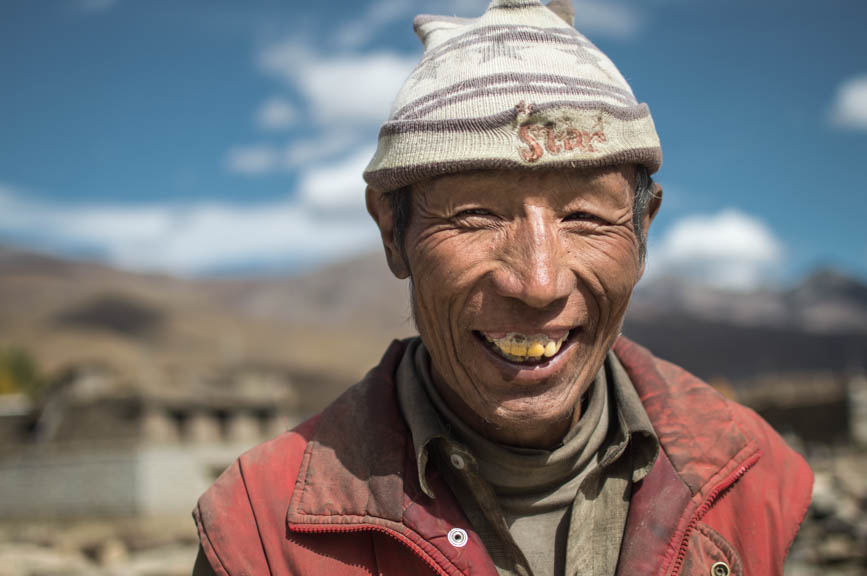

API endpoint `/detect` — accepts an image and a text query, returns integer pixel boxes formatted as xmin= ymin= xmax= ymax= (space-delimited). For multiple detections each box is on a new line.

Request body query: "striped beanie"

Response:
xmin=363 ymin=0 xmax=661 ymax=193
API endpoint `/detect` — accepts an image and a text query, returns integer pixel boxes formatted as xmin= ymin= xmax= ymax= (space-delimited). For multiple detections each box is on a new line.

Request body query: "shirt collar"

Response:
xmin=603 ymin=350 xmax=659 ymax=482
xmin=396 ymin=338 xmax=449 ymax=498
xmin=396 ymin=338 xmax=659 ymax=498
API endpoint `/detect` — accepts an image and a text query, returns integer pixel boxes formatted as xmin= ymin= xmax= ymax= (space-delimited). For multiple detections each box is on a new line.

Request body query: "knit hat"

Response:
xmin=363 ymin=0 xmax=661 ymax=193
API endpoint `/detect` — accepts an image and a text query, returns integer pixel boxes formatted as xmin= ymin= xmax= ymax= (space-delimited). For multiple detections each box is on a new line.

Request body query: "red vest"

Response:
xmin=194 ymin=337 xmax=812 ymax=575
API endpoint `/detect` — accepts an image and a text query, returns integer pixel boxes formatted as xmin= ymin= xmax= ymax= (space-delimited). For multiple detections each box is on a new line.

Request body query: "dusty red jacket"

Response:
xmin=194 ymin=337 xmax=812 ymax=576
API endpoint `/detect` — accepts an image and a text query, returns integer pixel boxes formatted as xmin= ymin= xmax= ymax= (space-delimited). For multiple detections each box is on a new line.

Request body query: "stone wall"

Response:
xmin=0 ymin=444 xmax=138 ymax=518
xmin=0 ymin=440 xmax=270 ymax=519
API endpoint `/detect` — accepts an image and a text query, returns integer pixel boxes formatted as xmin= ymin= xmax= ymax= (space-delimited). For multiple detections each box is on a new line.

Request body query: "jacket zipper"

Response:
xmin=290 ymin=523 xmax=452 ymax=576
xmin=668 ymin=450 xmax=761 ymax=576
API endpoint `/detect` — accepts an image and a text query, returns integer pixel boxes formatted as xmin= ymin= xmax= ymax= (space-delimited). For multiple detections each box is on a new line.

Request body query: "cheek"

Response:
xmin=569 ymin=233 xmax=641 ymax=315
xmin=409 ymin=234 xmax=493 ymax=340
xmin=412 ymin=233 xmax=496 ymax=304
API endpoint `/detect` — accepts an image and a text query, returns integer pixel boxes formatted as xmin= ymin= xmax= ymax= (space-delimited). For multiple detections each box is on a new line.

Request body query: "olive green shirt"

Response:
xmin=396 ymin=338 xmax=659 ymax=576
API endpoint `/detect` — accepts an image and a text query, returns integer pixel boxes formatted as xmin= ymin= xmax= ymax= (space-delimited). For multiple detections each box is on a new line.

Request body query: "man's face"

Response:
xmin=395 ymin=165 xmax=651 ymax=447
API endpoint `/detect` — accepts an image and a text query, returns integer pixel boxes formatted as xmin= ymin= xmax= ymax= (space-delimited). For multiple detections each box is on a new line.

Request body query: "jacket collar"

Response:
xmin=613 ymin=337 xmax=758 ymax=496
xmin=286 ymin=339 xmax=499 ymax=575
xmin=612 ymin=337 xmax=760 ymax=576
xmin=286 ymin=337 xmax=759 ymax=574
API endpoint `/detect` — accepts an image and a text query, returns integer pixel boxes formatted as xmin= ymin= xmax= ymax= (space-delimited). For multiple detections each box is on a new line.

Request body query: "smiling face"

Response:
xmin=369 ymin=165 xmax=658 ymax=448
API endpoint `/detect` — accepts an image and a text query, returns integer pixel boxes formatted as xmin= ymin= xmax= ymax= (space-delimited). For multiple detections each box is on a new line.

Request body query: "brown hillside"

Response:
xmin=2 ymin=246 xmax=866 ymax=397
xmin=0 ymin=247 xmax=414 ymax=393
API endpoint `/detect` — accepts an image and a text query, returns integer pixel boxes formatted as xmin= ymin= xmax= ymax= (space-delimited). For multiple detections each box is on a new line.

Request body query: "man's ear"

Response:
xmin=643 ymin=181 xmax=663 ymax=235
xmin=637 ymin=181 xmax=662 ymax=277
xmin=366 ymin=185 xmax=411 ymax=279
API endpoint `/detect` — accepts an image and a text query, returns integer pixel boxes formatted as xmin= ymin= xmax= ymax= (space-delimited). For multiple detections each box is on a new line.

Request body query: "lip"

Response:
xmin=471 ymin=328 xmax=581 ymax=383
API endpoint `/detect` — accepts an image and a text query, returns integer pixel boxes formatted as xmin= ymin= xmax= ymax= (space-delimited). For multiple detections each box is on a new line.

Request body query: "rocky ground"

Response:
xmin=786 ymin=446 xmax=867 ymax=575
xmin=0 ymin=448 xmax=864 ymax=576
xmin=0 ymin=516 xmax=198 ymax=576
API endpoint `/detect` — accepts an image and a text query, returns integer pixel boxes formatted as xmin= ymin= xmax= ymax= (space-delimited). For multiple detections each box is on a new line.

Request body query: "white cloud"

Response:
xmin=224 ymin=131 xmax=366 ymax=177
xmin=285 ymin=130 xmax=364 ymax=169
xmin=335 ymin=0 xmax=413 ymax=49
xmin=648 ymin=209 xmax=785 ymax=290
xmin=256 ymin=97 xmax=297 ymax=131
xmin=0 ymin=186 xmax=170 ymax=247
xmin=259 ymin=42 xmax=418 ymax=126
xmin=298 ymin=145 xmax=376 ymax=213
xmin=572 ymin=1 xmax=642 ymax=39
xmin=335 ymin=0 xmax=643 ymax=39
xmin=225 ymin=145 xmax=279 ymax=175
xmin=254 ymin=0 xmax=641 ymax=130
xmin=424 ymin=0 xmax=641 ymax=38
xmin=830 ymin=75 xmax=867 ymax=130
xmin=240 ymin=0 xmax=640 ymax=177
xmin=0 ymin=158 xmax=380 ymax=274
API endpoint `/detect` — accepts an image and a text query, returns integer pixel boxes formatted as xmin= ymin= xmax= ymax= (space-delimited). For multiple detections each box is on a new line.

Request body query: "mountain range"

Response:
xmin=1 ymin=246 xmax=865 ymax=395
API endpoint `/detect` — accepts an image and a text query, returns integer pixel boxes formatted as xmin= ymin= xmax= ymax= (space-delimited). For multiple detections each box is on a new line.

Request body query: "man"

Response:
xmin=192 ymin=1 xmax=812 ymax=574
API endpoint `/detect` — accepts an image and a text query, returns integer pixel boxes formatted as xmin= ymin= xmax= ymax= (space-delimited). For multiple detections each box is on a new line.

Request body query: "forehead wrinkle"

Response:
xmin=415 ymin=165 xmax=636 ymax=213
xmin=561 ymin=167 xmax=634 ymax=209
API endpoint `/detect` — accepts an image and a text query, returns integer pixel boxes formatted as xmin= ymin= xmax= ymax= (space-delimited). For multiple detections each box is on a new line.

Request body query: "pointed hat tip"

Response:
xmin=545 ymin=0 xmax=575 ymax=26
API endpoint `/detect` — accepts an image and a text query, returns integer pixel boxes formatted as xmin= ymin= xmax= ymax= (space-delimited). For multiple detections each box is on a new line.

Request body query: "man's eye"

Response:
xmin=455 ymin=208 xmax=494 ymax=218
xmin=563 ymin=211 xmax=598 ymax=222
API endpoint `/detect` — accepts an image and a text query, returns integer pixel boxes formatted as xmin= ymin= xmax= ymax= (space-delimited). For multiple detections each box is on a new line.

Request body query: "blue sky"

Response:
xmin=0 ymin=0 xmax=865 ymax=287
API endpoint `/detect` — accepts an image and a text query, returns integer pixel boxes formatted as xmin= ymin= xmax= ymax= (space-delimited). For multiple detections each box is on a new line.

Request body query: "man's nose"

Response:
xmin=491 ymin=212 xmax=573 ymax=309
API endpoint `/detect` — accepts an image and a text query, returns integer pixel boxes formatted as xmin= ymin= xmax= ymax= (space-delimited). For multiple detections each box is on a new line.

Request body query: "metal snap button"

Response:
xmin=450 ymin=453 xmax=466 ymax=470
xmin=447 ymin=528 xmax=468 ymax=548
xmin=711 ymin=561 xmax=730 ymax=576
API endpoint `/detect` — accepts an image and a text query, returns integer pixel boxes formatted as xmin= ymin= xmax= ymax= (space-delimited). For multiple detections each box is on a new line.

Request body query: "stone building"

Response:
xmin=0 ymin=362 xmax=303 ymax=519
xmin=729 ymin=372 xmax=867 ymax=449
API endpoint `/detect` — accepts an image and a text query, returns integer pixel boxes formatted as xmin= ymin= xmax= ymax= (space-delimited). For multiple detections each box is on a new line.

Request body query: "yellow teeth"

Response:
xmin=528 ymin=342 xmax=545 ymax=357
xmin=544 ymin=341 xmax=558 ymax=357
xmin=484 ymin=332 xmax=568 ymax=363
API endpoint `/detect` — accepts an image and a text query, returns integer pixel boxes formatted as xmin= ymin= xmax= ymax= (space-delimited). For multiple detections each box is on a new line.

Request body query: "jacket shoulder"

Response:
xmin=702 ymin=400 xmax=813 ymax=574
xmin=191 ymin=340 xmax=409 ymax=575
xmin=644 ymin=344 xmax=813 ymax=526
xmin=193 ymin=417 xmax=318 ymax=576
xmin=614 ymin=337 xmax=813 ymax=573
